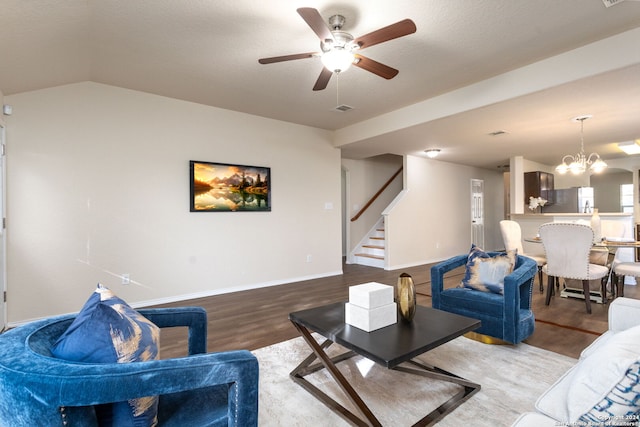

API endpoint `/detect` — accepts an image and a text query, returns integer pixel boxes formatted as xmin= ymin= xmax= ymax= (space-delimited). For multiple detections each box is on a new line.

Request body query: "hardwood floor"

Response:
xmin=151 ymin=259 xmax=638 ymax=360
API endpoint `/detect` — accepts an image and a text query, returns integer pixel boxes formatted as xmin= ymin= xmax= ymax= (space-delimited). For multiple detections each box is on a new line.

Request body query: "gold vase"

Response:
xmin=396 ymin=273 xmax=416 ymax=321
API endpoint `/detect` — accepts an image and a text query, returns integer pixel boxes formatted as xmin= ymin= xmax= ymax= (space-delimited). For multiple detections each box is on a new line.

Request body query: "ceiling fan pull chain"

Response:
xmin=336 ymin=72 xmax=340 ymax=106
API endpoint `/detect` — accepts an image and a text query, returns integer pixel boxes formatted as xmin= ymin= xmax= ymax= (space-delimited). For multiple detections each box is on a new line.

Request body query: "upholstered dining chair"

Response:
xmin=612 ymin=262 xmax=640 ymax=299
xmin=500 ymin=220 xmax=546 ymax=293
xmin=539 ymin=223 xmax=609 ymax=314
xmin=0 ymin=307 xmax=259 ymax=426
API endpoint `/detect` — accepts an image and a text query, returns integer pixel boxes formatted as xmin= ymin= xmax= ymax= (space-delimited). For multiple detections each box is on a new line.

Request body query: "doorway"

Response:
xmin=471 ymin=179 xmax=485 ymax=248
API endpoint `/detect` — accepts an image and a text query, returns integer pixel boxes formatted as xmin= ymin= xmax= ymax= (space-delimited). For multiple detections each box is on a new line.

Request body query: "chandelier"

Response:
xmin=555 ymin=115 xmax=607 ymax=175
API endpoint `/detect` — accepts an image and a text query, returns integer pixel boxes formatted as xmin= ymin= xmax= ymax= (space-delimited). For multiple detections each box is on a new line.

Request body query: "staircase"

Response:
xmin=349 ymin=167 xmax=402 ymax=270
xmin=352 ymin=218 xmax=386 ymax=268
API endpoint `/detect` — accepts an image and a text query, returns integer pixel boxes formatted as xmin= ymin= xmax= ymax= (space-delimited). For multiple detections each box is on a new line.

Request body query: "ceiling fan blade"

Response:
xmin=258 ymin=52 xmax=318 ymax=64
xmin=313 ymin=67 xmax=333 ymax=91
xmin=353 ymin=54 xmax=399 ymax=79
xmin=297 ymin=7 xmax=334 ymax=42
xmin=354 ymin=19 xmax=416 ymax=49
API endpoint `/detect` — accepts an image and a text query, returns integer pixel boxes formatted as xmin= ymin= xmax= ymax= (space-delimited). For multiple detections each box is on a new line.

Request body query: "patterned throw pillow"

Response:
xmin=461 ymin=244 xmax=516 ymax=294
xmin=577 ymin=360 xmax=640 ymax=426
xmin=51 ymin=284 xmax=160 ymax=426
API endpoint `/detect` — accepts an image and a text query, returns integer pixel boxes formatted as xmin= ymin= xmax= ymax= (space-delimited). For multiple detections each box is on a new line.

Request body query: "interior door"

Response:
xmin=0 ymin=125 xmax=5 ymax=331
xmin=471 ymin=179 xmax=485 ymax=248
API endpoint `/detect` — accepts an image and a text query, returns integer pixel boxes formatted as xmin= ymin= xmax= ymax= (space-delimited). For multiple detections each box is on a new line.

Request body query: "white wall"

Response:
xmin=5 ymin=82 xmax=342 ymax=323
xmin=384 ymin=155 xmax=504 ymax=269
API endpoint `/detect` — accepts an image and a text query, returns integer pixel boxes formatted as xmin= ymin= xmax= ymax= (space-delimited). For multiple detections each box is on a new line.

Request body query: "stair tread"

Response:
xmin=362 ymin=244 xmax=384 ymax=249
xmin=370 ymin=236 xmax=384 ymax=240
xmin=355 ymin=253 xmax=385 ymax=260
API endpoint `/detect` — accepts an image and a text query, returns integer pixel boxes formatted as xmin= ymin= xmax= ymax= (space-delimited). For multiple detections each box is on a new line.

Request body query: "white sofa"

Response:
xmin=512 ymin=297 xmax=640 ymax=426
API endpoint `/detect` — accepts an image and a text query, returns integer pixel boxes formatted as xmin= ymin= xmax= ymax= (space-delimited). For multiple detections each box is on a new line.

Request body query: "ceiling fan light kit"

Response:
xmin=258 ymin=8 xmax=416 ymax=91
xmin=321 ymin=48 xmax=355 ymax=73
xmin=555 ymin=115 xmax=607 ymax=175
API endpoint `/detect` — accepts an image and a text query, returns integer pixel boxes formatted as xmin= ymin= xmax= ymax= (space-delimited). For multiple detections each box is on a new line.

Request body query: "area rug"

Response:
xmin=252 ymin=334 xmax=577 ymax=426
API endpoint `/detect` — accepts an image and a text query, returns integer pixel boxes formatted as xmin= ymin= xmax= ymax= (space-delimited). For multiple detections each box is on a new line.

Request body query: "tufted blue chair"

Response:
xmin=0 ymin=307 xmax=259 ymax=426
xmin=431 ymin=253 xmax=537 ymax=344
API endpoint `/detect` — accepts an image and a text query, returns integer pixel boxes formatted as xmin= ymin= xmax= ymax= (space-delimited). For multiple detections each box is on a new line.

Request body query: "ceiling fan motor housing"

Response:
xmin=321 ymin=31 xmax=356 ymax=53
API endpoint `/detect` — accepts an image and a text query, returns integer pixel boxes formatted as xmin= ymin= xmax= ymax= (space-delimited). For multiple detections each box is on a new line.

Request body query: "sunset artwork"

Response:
xmin=190 ymin=161 xmax=271 ymax=212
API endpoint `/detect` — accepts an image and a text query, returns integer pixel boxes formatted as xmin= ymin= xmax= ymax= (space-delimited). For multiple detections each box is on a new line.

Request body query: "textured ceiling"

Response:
xmin=1 ymin=0 xmax=639 ymax=169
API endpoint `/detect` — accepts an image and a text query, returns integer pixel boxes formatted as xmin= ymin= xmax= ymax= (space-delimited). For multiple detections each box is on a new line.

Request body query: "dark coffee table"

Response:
xmin=289 ymin=302 xmax=481 ymax=426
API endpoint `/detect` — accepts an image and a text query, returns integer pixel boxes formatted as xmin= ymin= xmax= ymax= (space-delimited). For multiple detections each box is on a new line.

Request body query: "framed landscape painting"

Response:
xmin=190 ymin=160 xmax=271 ymax=212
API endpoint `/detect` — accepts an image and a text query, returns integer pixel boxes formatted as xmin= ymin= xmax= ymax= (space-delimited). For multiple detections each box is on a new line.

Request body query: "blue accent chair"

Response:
xmin=0 ymin=307 xmax=259 ymax=426
xmin=431 ymin=253 xmax=537 ymax=344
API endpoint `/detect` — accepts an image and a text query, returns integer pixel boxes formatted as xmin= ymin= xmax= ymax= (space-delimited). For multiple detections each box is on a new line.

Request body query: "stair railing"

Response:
xmin=350 ymin=166 xmax=403 ymax=222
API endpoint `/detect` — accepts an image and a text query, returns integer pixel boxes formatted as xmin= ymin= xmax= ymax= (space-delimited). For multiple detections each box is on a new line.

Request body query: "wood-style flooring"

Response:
xmin=151 ymin=259 xmax=639 ymax=360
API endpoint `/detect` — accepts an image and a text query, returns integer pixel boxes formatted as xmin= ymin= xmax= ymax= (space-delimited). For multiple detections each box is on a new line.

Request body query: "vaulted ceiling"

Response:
xmin=1 ymin=0 xmax=639 ymax=169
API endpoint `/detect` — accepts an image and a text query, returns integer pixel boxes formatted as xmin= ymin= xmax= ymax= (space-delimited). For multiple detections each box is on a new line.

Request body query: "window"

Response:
xmin=620 ymin=183 xmax=634 ymax=213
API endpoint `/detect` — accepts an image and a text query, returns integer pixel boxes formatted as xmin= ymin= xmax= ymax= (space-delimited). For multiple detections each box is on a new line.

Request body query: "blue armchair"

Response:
xmin=0 ymin=307 xmax=259 ymax=426
xmin=431 ymin=253 xmax=537 ymax=344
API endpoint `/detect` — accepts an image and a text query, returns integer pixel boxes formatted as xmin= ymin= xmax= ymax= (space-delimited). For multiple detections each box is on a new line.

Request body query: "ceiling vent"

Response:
xmin=333 ymin=104 xmax=354 ymax=112
xmin=602 ymin=0 xmax=639 ymax=6
xmin=488 ymin=130 xmax=508 ymax=136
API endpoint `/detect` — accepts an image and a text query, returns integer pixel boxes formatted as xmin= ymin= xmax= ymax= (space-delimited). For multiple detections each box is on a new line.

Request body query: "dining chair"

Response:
xmin=612 ymin=262 xmax=640 ymax=299
xmin=600 ymin=220 xmax=634 ymax=298
xmin=539 ymin=222 xmax=609 ymax=314
xmin=499 ymin=220 xmax=546 ymax=293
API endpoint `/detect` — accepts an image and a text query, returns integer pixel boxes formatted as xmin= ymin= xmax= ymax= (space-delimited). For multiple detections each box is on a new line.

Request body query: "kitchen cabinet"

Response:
xmin=524 ymin=171 xmax=554 ymax=205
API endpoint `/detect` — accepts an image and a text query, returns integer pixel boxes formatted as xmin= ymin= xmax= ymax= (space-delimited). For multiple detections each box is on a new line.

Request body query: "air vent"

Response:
xmin=333 ymin=104 xmax=354 ymax=112
xmin=488 ymin=130 xmax=508 ymax=136
xmin=602 ymin=0 xmax=625 ymax=7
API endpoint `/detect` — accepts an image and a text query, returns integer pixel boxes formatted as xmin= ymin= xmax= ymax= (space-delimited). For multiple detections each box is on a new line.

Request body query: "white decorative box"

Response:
xmin=348 ymin=282 xmax=394 ymax=309
xmin=345 ymin=302 xmax=397 ymax=332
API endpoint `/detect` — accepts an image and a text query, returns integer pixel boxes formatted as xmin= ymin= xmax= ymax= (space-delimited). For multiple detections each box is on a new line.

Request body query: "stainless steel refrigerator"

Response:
xmin=543 ymin=187 xmax=594 ymax=213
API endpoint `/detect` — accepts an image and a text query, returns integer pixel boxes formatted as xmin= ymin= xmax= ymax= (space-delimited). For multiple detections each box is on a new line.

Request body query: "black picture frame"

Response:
xmin=189 ymin=160 xmax=271 ymax=212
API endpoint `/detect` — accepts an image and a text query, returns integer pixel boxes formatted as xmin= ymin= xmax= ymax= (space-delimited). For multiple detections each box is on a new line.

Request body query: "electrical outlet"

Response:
xmin=122 ymin=274 xmax=130 ymax=285
xmin=306 ymin=254 xmax=312 ymax=263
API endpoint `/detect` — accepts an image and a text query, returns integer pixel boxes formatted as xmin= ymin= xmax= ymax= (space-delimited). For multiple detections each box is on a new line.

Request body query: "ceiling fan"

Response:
xmin=258 ymin=8 xmax=416 ymax=91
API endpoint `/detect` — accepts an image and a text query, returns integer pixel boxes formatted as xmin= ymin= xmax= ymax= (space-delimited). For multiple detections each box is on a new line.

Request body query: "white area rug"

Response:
xmin=252 ymin=334 xmax=577 ymax=426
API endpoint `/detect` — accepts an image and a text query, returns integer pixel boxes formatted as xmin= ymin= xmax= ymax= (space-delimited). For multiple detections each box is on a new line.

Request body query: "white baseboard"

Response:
xmin=7 ymin=269 xmax=344 ymax=329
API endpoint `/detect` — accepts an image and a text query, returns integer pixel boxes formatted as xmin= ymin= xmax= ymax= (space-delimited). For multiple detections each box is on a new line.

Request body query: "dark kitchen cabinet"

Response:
xmin=524 ymin=171 xmax=554 ymax=205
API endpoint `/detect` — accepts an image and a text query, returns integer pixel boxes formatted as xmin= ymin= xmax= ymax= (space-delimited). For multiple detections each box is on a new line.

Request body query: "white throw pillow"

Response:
xmin=566 ymin=324 xmax=640 ymax=422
